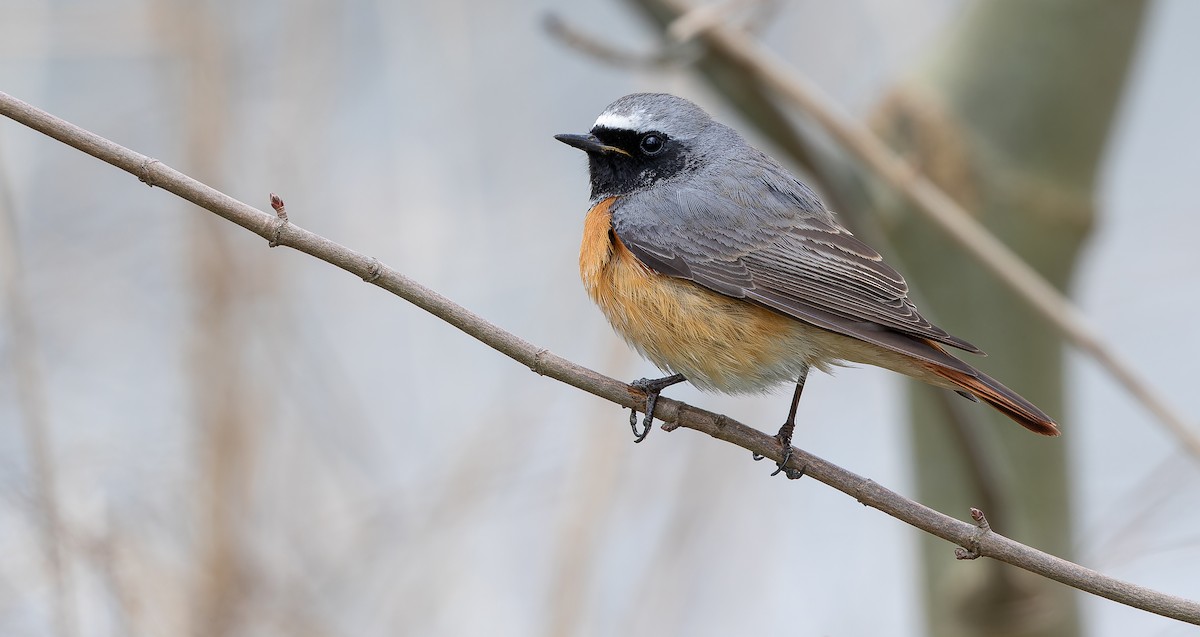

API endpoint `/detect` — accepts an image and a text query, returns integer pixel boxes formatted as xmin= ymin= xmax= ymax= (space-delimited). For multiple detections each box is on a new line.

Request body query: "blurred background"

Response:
xmin=1 ymin=0 xmax=1198 ymax=635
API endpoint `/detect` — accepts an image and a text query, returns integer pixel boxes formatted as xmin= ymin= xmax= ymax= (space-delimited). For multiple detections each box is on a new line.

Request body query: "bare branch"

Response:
xmin=542 ymin=13 xmax=694 ymax=69
xmin=1 ymin=90 xmax=1198 ymax=625
xmin=664 ymin=0 xmax=759 ymax=43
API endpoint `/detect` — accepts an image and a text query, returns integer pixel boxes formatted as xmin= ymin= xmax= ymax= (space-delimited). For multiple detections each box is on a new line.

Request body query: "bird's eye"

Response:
xmin=639 ymin=133 xmax=666 ymax=156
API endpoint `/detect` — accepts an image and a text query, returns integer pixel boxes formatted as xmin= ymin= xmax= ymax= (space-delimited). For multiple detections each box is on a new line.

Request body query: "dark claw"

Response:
xmin=629 ymin=399 xmax=653 ymax=443
xmin=770 ymin=445 xmax=793 ymax=477
xmin=755 ymin=431 xmax=804 ymax=479
xmin=628 ymin=374 xmax=686 ymax=443
xmin=766 ymin=418 xmax=798 ymax=478
xmin=771 ymin=443 xmax=805 ymax=480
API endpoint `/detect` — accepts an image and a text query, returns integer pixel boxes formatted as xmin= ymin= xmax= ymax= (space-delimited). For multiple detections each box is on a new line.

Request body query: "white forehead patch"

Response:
xmin=593 ymin=109 xmax=649 ymax=131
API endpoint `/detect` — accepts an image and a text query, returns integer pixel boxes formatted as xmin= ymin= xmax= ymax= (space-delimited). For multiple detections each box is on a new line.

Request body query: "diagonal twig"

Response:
xmin=541 ymin=13 xmax=694 ymax=69
xmin=1 ymin=90 xmax=1198 ymax=625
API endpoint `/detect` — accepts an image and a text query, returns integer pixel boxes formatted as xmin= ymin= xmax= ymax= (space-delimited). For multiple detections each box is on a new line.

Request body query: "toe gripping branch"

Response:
xmin=752 ymin=421 xmax=804 ymax=479
xmin=626 ymin=369 xmax=807 ymax=482
xmin=752 ymin=368 xmax=809 ymax=479
xmin=628 ymin=374 xmax=686 ymax=443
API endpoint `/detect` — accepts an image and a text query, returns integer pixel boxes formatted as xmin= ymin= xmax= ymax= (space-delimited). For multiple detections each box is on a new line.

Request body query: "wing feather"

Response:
xmin=612 ymin=157 xmax=983 ymax=355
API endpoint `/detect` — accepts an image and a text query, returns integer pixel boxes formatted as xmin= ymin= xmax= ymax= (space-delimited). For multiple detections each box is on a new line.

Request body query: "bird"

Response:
xmin=554 ymin=93 xmax=1058 ymax=477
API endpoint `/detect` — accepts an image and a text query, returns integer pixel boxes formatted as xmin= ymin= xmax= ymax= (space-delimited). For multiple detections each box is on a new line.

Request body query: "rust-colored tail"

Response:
xmin=926 ymin=364 xmax=1060 ymax=436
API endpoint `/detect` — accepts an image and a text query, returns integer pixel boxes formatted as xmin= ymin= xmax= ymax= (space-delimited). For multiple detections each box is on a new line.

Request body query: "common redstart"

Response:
xmin=555 ymin=93 xmax=1057 ymax=477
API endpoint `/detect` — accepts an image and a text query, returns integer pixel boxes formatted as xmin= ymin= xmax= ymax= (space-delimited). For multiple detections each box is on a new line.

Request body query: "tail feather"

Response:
xmin=927 ymin=363 xmax=1060 ymax=436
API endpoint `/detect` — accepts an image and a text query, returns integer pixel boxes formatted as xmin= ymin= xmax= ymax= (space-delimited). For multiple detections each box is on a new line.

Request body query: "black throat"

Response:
xmin=587 ymin=127 xmax=692 ymax=200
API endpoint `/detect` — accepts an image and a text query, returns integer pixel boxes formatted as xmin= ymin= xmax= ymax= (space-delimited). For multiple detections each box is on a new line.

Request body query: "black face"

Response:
xmin=586 ymin=126 xmax=691 ymax=199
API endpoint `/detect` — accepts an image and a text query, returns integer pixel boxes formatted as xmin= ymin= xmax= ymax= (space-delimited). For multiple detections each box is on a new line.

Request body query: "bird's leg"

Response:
xmin=753 ymin=366 xmax=808 ymax=479
xmin=628 ymin=373 xmax=687 ymax=443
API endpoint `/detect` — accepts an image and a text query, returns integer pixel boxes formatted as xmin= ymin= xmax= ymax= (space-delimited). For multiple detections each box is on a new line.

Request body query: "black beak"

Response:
xmin=554 ymin=133 xmax=630 ymax=156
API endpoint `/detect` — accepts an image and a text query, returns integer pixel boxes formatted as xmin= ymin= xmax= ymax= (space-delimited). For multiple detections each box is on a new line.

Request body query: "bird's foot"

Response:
xmin=628 ymin=374 xmax=686 ymax=443
xmin=753 ymin=420 xmax=804 ymax=479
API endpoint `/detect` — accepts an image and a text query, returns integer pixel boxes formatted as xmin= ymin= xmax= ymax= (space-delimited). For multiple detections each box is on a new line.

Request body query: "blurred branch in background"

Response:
xmin=0 ymin=137 xmax=77 ymax=637
xmin=154 ymin=1 xmax=256 ymax=634
xmin=546 ymin=1 xmax=1200 ymax=466
xmin=542 ymin=13 xmax=696 ymax=69
xmin=1 ymin=90 xmax=1197 ymax=626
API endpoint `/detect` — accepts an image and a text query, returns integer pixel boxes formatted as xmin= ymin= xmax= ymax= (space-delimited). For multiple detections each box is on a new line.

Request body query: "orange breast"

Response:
xmin=579 ymin=197 xmax=822 ymax=393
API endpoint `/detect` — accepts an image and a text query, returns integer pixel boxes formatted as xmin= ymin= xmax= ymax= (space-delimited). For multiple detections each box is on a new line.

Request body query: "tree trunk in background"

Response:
xmin=869 ymin=3 xmax=1147 ymax=635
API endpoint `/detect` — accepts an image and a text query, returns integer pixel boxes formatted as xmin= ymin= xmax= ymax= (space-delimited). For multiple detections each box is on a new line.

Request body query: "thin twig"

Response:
xmin=599 ymin=0 xmax=1200 ymax=462
xmin=664 ymin=0 xmax=758 ymax=43
xmin=1 ymin=90 xmax=1197 ymax=624
xmin=542 ymin=13 xmax=694 ymax=69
